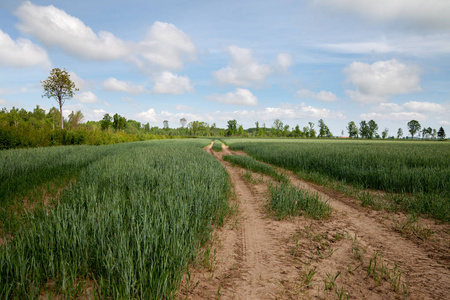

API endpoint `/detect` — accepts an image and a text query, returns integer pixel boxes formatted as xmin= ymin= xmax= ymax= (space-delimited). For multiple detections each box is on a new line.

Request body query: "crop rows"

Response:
xmin=225 ymin=138 xmax=450 ymax=221
xmin=0 ymin=140 xmax=230 ymax=299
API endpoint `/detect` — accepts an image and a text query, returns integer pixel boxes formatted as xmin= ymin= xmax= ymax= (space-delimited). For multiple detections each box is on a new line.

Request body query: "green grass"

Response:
xmin=212 ymin=139 xmax=223 ymax=152
xmin=224 ymin=138 xmax=450 ymax=221
xmin=268 ymin=183 xmax=332 ymax=220
xmin=223 ymin=154 xmax=288 ymax=183
xmin=0 ymin=139 xmax=230 ymax=299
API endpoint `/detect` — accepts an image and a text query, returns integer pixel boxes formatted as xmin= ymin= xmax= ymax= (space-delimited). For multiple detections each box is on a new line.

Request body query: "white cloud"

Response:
xmin=74 ymin=91 xmax=99 ymax=103
xmin=175 ymin=105 xmax=194 ymax=111
xmin=138 ymin=21 xmax=196 ymax=70
xmin=15 ymin=1 xmax=129 ymax=61
xmin=208 ymin=88 xmax=258 ymax=106
xmin=370 ymin=102 xmax=403 ymax=113
xmin=402 ymin=101 xmax=443 ymax=113
xmin=103 ymin=78 xmax=147 ymax=94
xmin=320 ymin=34 xmax=450 ymax=57
xmin=152 ymin=71 xmax=194 ymax=94
xmin=0 ymin=29 xmax=50 ymax=68
xmin=212 ymin=46 xmax=272 ymax=87
xmin=360 ymin=111 xmax=427 ymax=121
xmin=0 ymin=99 xmax=7 ymax=105
xmin=439 ymin=121 xmax=450 ymax=126
xmin=296 ymin=88 xmax=338 ymax=102
xmin=275 ymin=53 xmax=293 ymax=71
xmin=313 ymin=0 xmax=450 ymax=30
xmin=68 ymin=72 xmax=87 ymax=91
xmin=135 ymin=103 xmax=345 ymax=125
xmin=14 ymin=2 xmax=196 ymax=70
xmin=344 ymin=59 xmax=421 ymax=103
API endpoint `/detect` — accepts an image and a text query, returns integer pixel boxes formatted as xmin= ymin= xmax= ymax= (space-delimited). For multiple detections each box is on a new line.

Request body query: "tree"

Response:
xmin=347 ymin=121 xmax=358 ymax=138
xmin=318 ymin=119 xmax=332 ymax=137
xmin=180 ymin=118 xmax=187 ymax=128
xmin=308 ymin=122 xmax=316 ymax=138
xmin=163 ymin=120 xmax=169 ymax=130
xmin=407 ymin=120 xmax=421 ymax=139
xmin=294 ymin=125 xmax=302 ymax=137
xmin=272 ymin=119 xmax=283 ymax=137
xmin=368 ymin=120 xmax=378 ymax=139
xmin=397 ymin=128 xmax=403 ymax=139
xmin=282 ymin=124 xmax=290 ymax=137
xmin=226 ymin=119 xmax=237 ymax=136
xmin=437 ymin=127 xmax=446 ymax=140
xmin=101 ymin=113 xmax=112 ymax=131
xmin=113 ymin=113 xmax=126 ymax=130
xmin=359 ymin=121 xmax=370 ymax=139
xmin=68 ymin=110 xmax=84 ymax=129
xmin=41 ymin=68 xmax=78 ymax=129
xmin=382 ymin=128 xmax=389 ymax=139
xmin=255 ymin=121 xmax=260 ymax=136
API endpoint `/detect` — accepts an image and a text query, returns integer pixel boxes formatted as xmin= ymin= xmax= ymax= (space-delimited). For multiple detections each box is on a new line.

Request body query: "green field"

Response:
xmin=224 ymin=138 xmax=450 ymax=221
xmin=0 ymin=139 xmax=229 ymax=298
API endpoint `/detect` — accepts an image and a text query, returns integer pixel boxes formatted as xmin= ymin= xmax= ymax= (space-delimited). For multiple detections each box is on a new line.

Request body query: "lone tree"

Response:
xmin=41 ymin=68 xmax=78 ymax=129
xmin=437 ymin=127 xmax=446 ymax=140
xmin=407 ymin=120 xmax=421 ymax=139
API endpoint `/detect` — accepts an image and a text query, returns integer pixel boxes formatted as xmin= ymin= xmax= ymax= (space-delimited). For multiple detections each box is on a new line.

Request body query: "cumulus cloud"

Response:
xmin=0 ymin=29 xmax=50 ymax=68
xmin=14 ymin=2 xmax=196 ymax=70
xmin=68 ymin=71 xmax=87 ymax=91
xmin=103 ymin=78 xmax=147 ymax=94
xmin=138 ymin=22 xmax=196 ymax=70
xmin=360 ymin=111 xmax=426 ymax=121
xmin=275 ymin=53 xmax=293 ymax=71
xmin=313 ymin=0 xmax=450 ymax=30
xmin=212 ymin=46 xmax=272 ymax=87
xmin=208 ymin=88 xmax=258 ymax=106
xmin=175 ymin=105 xmax=194 ymax=111
xmin=152 ymin=71 xmax=194 ymax=95
xmin=344 ymin=59 xmax=421 ymax=103
xmin=363 ymin=101 xmax=449 ymax=122
xmin=15 ymin=1 xmax=128 ymax=60
xmin=297 ymin=88 xmax=338 ymax=102
xmin=74 ymin=91 xmax=99 ymax=103
xmin=135 ymin=103 xmax=345 ymax=125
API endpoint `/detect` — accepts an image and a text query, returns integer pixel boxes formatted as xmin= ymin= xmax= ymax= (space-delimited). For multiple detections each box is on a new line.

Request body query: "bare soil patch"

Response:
xmin=181 ymin=144 xmax=449 ymax=299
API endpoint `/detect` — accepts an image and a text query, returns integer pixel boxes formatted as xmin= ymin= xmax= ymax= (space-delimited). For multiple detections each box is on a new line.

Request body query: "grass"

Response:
xmin=212 ymin=139 xmax=223 ymax=152
xmin=224 ymin=138 xmax=450 ymax=222
xmin=268 ymin=183 xmax=332 ymax=220
xmin=0 ymin=139 xmax=230 ymax=299
xmin=223 ymin=154 xmax=288 ymax=183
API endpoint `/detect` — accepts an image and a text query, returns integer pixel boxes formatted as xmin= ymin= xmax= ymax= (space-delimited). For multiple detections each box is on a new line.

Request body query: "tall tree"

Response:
xmin=359 ymin=121 xmax=370 ymax=139
xmin=407 ymin=120 xmax=421 ymax=138
xmin=382 ymin=128 xmax=389 ymax=139
xmin=180 ymin=118 xmax=187 ymax=128
xmin=308 ymin=122 xmax=316 ymax=138
xmin=163 ymin=120 xmax=169 ymax=130
xmin=347 ymin=121 xmax=358 ymax=138
xmin=397 ymin=128 xmax=403 ymax=139
xmin=368 ymin=120 xmax=378 ymax=139
xmin=227 ymin=119 xmax=237 ymax=136
xmin=41 ymin=68 xmax=78 ymax=129
xmin=68 ymin=110 xmax=84 ymax=129
xmin=318 ymin=119 xmax=332 ymax=137
xmin=437 ymin=127 xmax=446 ymax=140
xmin=101 ymin=113 xmax=112 ymax=131
xmin=272 ymin=119 xmax=283 ymax=137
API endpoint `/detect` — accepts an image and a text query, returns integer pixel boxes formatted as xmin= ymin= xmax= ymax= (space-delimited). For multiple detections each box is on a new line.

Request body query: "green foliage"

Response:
xmin=223 ymin=154 xmax=288 ymax=183
xmin=225 ymin=138 xmax=450 ymax=221
xmin=0 ymin=139 xmax=230 ymax=298
xmin=268 ymin=183 xmax=332 ymax=219
xmin=407 ymin=120 xmax=421 ymax=138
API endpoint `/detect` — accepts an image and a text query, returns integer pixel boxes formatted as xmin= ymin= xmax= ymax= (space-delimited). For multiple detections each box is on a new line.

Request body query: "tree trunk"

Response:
xmin=59 ymin=98 xmax=64 ymax=130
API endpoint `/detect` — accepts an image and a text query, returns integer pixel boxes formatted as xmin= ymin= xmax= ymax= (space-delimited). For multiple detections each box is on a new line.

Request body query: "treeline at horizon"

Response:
xmin=0 ymin=106 xmax=447 ymax=150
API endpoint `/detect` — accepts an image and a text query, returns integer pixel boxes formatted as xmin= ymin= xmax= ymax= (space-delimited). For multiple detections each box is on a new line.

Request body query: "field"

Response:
xmin=1 ymin=138 xmax=449 ymax=299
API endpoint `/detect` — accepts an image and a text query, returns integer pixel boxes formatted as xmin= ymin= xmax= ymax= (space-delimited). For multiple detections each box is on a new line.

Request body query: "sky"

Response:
xmin=0 ymin=0 xmax=449 ymax=135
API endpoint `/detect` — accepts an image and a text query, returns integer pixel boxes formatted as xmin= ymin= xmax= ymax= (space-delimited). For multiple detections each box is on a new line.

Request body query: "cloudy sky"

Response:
xmin=1 ymin=0 xmax=449 ymax=135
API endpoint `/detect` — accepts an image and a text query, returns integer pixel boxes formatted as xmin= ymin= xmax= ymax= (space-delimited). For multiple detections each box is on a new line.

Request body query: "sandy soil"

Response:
xmin=180 ymin=143 xmax=450 ymax=300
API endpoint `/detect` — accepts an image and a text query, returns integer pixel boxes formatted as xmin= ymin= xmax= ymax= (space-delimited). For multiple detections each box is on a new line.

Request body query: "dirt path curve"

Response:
xmin=183 ymin=142 xmax=449 ymax=299
xmin=182 ymin=142 xmax=301 ymax=299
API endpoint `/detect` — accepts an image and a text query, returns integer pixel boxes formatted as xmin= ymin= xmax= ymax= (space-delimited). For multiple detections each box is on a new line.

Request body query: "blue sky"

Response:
xmin=1 ymin=0 xmax=449 ymax=135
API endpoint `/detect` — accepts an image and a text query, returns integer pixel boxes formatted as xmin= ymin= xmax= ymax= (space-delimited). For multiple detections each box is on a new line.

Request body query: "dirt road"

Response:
xmin=180 ymin=143 xmax=450 ymax=299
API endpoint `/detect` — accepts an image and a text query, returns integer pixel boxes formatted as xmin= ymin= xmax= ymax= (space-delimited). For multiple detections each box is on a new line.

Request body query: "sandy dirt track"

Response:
xmin=180 ymin=142 xmax=450 ymax=299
